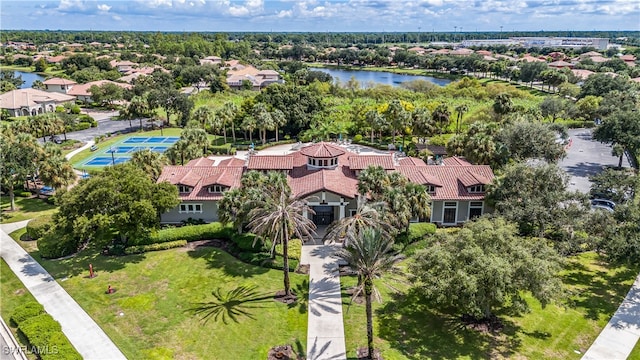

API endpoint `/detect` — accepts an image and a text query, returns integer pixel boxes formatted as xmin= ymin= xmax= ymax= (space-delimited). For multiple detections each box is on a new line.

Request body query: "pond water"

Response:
xmin=14 ymin=71 xmax=46 ymax=89
xmin=315 ymin=67 xmax=452 ymax=87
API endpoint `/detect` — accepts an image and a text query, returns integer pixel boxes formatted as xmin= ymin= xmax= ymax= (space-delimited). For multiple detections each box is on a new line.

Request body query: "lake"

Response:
xmin=14 ymin=71 xmax=46 ymax=89
xmin=315 ymin=67 xmax=451 ymax=87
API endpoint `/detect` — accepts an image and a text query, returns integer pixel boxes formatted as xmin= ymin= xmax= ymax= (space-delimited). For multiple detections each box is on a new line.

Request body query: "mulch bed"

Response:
xmin=267 ymin=345 xmax=300 ymax=360
xmin=185 ymin=239 xmax=230 ymax=251
xmin=461 ymin=314 xmax=504 ymax=333
xmin=356 ymin=347 xmax=383 ymax=360
xmin=295 ymin=264 xmax=309 ymax=274
xmin=273 ymin=290 xmax=297 ymax=305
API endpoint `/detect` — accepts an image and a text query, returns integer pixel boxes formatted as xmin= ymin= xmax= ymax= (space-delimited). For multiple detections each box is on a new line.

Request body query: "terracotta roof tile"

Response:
xmin=186 ymin=157 xmax=215 ymax=166
xmin=442 ymin=157 xmax=473 ymax=166
xmin=348 ymin=155 xmax=395 ymax=170
xmin=43 ymin=77 xmax=76 ymax=86
xmin=300 ymin=142 xmax=345 ymax=158
xmin=247 ymin=155 xmax=294 ymax=170
xmin=398 ymin=157 xmax=427 ymax=166
xmin=158 ymin=166 xmax=243 ymax=201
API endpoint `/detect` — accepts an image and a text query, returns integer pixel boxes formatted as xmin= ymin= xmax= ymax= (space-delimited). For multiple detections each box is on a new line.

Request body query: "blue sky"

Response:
xmin=2 ymin=0 xmax=639 ymax=32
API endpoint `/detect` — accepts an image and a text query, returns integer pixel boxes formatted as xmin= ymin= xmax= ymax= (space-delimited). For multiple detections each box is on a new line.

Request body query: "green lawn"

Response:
xmin=0 ymin=259 xmax=38 ymax=360
xmin=0 ymin=196 xmax=57 ymax=224
xmin=341 ymin=251 xmax=639 ymax=359
xmin=19 ymin=240 xmax=308 ymax=359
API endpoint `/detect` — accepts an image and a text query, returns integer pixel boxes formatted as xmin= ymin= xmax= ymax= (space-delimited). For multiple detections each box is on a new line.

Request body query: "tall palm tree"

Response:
xmin=38 ymin=155 xmax=76 ymax=192
xmin=335 ymin=228 xmax=399 ymax=360
xmin=364 ymin=109 xmax=383 ymax=143
xmin=192 ymin=106 xmax=214 ymax=130
xmin=218 ymin=101 xmax=238 ymax=144
xmin=454 ymin=103 xmax=469 ymax=135
xmin=181 ymin=127 xmax=209 ymax=156
xmin=252 ymin=103 xmax=275 ymax=145
xmin=271 ymin=109 xmax=286 ymax=142
xmin=383 ymin=99 xmax=410 ymax=144
xmin=411 ymin=107 xmax=435 ymax=141
xmin=402 ymin=183 xmax=431 ymax=231
xmin=433 ymin=103 xmax=451 ymax=134
xmin=218 ymin=188 xmax=250 ymax=234
xmin=323 ymin=196 xmax=392 ymax=246
xmin=247 ymin=183 xmax=316 ymax=299
xmin=241 ymin=115 xmax=257 ymax=143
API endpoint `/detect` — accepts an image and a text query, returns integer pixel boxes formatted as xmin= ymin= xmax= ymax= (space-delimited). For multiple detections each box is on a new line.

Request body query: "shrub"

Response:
xmin=408 ymin=222 xmax=437 ymax=240
xmin=254 ymin=139 xmax=296 ymax=150
xmin=74 ymin=122 xmax=91 ymax=131
xmin=210 ymin=144 xmax=233 ymax=155
xmin=139 ymin=222 xmax=232 ymax=245
xmin=124 ymin=240 xmax=187 ymax=254
xmin=78 ymin=114 xmax=97 ymax=127
xmin=70 ymin=105 xmax=81 ymax=114
xmin=275 ymin=239 xmax=302 ymax=260
xmin=560 ymin=120 xmax=596 ymax=129
xmin=26 ymin=214 xmax=54 ymax=240
xmin=19 ymin=314 xmax=81 ymax=360
xmin=17 ymin=191 xmax=32 ymax=197
xmin=230 ymin=233 xmax=262 ymax=252
xmin=38 ymin=231 xmax=77 ymax=258
xmin=353 ymin=134 xmax=363 ymax=142
xmin=10 ymin=302 xmax=45 ymax=326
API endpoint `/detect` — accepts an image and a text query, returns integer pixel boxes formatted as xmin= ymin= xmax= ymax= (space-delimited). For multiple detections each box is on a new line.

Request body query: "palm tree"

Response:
xmin=126 ymin=95 xmax=150 ymax=131
xmin=323 ymin=196 xmax=392 ymax=246
xmin=454 ymin=103 xmax=469 ymax=135
xmin=493 ymin=93 xmax=513 ymax=121
xmin=218 ymin=188 xmax=249 ymax=234
xmin=192 ymin=106 xmax=214 ymax=129
xmin=335 ymin=228 xmax=399 ymax=360
xmin=129 ymin=149 xmax=167 ymax=181
xmin=383 ymin=99 xmax=410 ymax=144
xmin=364 ymin=109 xmax=383 ymax=143
xmin=357 ymin=166 xmax=390 ymax=200
xmin=433 ymin=103 xmax=451 ymax=134
xmin=246 ymin=181 xmax=316 ymax=299
xmin=38 ymin=155 xmax=76 ymax=192
xmin=411 ymin=107 xmax=435 ymax=141
xmin=252 ymin=103 xmax=275 ymax=145
xmin=181 ymin=127 xmax=209 ymax=156
xmin=402 ymin=183 xmax=431 ymax=231
xmin=167 ymin=139 xmax=196 ymax=165
xmin=271 ymin=109 xmax=286 ymax=142
xmin=241 ymin=115 xmax=257 ymax=143
xmin=218 ymin=101 xmax=238 ymax=144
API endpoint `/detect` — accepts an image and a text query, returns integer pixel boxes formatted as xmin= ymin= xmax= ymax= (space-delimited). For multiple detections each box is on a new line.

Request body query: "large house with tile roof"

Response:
xmin=157 ymin=142 xmax=494 ymax=226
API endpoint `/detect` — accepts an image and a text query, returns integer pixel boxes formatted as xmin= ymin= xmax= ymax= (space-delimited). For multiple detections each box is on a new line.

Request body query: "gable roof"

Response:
xmin=43 ymin=77 xmax=76 ymax=86
xmin=0 ymin=88 xmax=75 ymax=110
xmin=66 ymin=80 xmax=131 ymax=97
xmin=397 ymin=165 xmax=494 ymax=200
xmin=158 ymin=166 xmax=243 ymax=200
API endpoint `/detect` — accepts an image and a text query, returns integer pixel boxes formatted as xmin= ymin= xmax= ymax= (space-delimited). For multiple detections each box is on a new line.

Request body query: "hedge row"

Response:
xmin=13 ymin=303 xmax=81 ymax=360
xmin=26 ymin=214 xmax=53 ymax=240
xmin=209 ymin=145 xmax=236 ymax=155
xmin=10 ymin=302 xmax=44 ymax=326
xmin=138 ymin=222 xmax=232 ymax=245
xmin=124 ymin=240 xmax=187 ymax=254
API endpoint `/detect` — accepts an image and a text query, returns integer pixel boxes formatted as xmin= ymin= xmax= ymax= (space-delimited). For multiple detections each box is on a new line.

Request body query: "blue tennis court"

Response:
xmin=85 ymin=157 xmax=130 ymax=166
xmin=82 ymin=136 xmax=180 ymax=168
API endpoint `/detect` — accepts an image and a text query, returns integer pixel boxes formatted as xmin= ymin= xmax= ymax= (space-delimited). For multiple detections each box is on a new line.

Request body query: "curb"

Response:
xmin=0 ymin=318 xmax=28 ymax=360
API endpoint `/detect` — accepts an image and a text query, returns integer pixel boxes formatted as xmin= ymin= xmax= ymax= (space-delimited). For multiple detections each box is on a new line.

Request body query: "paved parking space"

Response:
xmin=558 ymin=129 xmax=629 ymax=194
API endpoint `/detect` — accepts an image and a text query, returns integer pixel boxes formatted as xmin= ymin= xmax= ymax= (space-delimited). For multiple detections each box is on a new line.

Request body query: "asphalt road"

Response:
xmin=558 ymin=128 xmax=630 ymax=194
xmin=64 ymin=110 xmax=139 ymax=142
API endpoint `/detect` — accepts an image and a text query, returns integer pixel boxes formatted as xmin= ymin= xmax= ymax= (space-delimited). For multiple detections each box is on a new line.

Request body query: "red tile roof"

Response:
xmin=398 ymin=157 xmax=427 ymax=166
xmin=300 ymin=142 xmax=345 ymax=158
xmin=348 ymin=155 xmax=395 ymax=170
xmin=186 ymin=157 xmax=215 ymax=166
xmin=398 ymin=165 xmax=494 ymax=200
xmin=248 ymin=155 xmax=294 ymax=170
xmin=158 ymin=166 xmax=243 ymax=200
xmin=442 ymin=157 xmax=473 ymax=166
xmin=43 ymin=77 xmax=76 ymax=86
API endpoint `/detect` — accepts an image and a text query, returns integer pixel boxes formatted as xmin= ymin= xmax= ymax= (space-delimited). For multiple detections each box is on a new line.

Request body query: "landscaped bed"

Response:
xmin=340 ymin=251 xmax=639 ymax=359
xmin=14 ymin=240 xmax=308 ymax=359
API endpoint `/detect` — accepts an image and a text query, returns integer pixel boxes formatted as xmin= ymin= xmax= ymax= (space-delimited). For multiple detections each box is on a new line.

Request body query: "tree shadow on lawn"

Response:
xmin=186 ymin=247 xmax=269 ymax=278
xmin=190 ymin=284 xmax=274 ymax=325
xmin=376 ymin=290 xmax=522 ymax=360
xmin=34 ymin=245 xmax=145 ymax=280
xmin=562 ymin=257 xmax=640 ymax=321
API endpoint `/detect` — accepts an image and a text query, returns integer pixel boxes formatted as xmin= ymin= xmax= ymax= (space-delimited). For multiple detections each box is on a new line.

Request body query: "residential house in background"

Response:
xmin=157 ymin=142 xmax=494 ymax=227
xmin=0 ymin=88 xmax=74 ymax=116
xmin=67 ymin=80 xmax=132 ymax=103
xmin=43 ymin=77 xmax=76 ymax=94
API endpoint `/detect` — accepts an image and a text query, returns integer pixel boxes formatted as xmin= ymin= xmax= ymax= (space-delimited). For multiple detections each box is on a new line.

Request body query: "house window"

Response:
xmin=179 ymin=203 xmax=203 ymax=213
xmin=208 ymin=185 xmax=226 ymax=193
xmin=308 ymin=158 xmax=313 ymax=165
xmin=349 ymin=209 xmax=357 ymax=217
xmin=426 ymin=185 xmax=436 ymax=193
xmin=468 ymin=185 xmax=485 ymax=193
xmin=60 ymin=85 xmax=65 ymax=90
xmin=178 ymin=185 xmax=191 ymax=193
xmin=469 ymin=201 xmax=483 ymax=219
xmin=443 ymin=201 xmax=457 ymax=224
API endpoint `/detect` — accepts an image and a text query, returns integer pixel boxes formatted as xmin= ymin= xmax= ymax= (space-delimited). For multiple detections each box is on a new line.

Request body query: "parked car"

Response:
xmin=49 ymin=135 xmax=62 ymax=144
xmin=590 ymin=199 xmax=616 ymax=212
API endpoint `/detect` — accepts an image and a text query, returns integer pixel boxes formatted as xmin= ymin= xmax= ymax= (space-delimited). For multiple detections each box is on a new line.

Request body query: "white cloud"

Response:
xmin=228 ymin=0 xmax=264 ymax=17
xmin=97 ymin=4 xmax=111 ymax=12
xmin=277 ymin=9 xmax=293 ymax=18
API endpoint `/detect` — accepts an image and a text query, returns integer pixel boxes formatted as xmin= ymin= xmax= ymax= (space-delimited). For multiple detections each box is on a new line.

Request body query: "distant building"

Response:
xmin=0 ymin=88 xmax=74 ymax=117
xmin=42 ymin=78 xmax=77 ymax=94
xmin=462 ymin=37 xmax=609 ymax=50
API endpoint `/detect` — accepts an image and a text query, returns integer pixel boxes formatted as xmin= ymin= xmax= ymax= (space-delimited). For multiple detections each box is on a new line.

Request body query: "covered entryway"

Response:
xmin=313 ymin=206 xmax=334 ymax=225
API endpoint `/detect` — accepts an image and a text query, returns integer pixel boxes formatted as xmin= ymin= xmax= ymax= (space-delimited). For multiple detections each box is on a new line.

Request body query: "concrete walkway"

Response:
xmin=0 ymin=221 xmax=126 ymax=360
xmin=582 ymin=273 xmax=640 ymax=360
xmin=65 ymin=140 xmax=95 ymax=161
xmin=300 ymin=245 xmax=347 ymax=360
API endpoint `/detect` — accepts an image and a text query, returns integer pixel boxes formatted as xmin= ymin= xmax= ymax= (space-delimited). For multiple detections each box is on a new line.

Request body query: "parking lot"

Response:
xmin=558 ymin=128 xmax=630 ymax=194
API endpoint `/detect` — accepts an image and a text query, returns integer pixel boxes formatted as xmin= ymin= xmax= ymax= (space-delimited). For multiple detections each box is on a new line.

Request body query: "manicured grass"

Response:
xmin=0 ymin=196 xmax=57 ymax=224
xmin=341 ymin=252 xmax=639 ymax=359
xmin=0 ymin=259 xmax=38 ymax=360
xmin=629 ymin=340 xmax=640 ymax=360
xmin=24 ymin=241 xmax=308 ymax=359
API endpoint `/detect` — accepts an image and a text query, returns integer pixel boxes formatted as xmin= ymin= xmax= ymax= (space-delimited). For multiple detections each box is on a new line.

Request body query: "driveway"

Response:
xmin=558 ymin=128 xmax=629 ymax=194
xmin=64 ymin=110 xmax=139 ymax=143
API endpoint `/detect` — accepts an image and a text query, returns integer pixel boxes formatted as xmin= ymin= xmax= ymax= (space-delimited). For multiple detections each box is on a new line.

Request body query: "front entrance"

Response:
xmin=313 ymin=206 xmax=334 ymax=225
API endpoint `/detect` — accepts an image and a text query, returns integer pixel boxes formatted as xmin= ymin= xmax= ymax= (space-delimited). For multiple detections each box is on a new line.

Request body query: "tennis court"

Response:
xmin=82 ymin=136 xmax=179 ymax=168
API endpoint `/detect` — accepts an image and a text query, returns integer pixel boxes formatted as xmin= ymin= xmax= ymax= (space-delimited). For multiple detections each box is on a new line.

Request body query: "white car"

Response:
xmin=590 ymin=199 xmax=615 ymax=212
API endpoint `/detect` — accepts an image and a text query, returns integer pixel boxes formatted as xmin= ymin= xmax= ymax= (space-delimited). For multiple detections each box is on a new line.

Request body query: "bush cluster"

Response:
xmin=37 ymin=230 xmax=77 ymax=259
xmin=124 ymin=240 xmax=187 ymax=254
xmin=12 ymin=303 xmax=81 ymax=360
xmin=138 ymin=222 xmax=232 ymax=245
xmin=209 ymin=145 xmax=236 ymax=155
xmin=10 ymin=302 xmax=44 ymax=326
xmin=26 ymin=214 xmax=54 ymax=240
xmin=17 ymin=191 xmax=32 ymax=197
xmin=73 ymin=122 xmax=91 ymax=131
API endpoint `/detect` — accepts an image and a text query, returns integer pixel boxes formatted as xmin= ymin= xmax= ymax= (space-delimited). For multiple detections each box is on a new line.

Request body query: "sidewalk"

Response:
xmin=0 ymin=221 xmax=126 ymax=360
xmin=301 ymin=245 xmax=347 ymax=360
xmin=582 ymin=272 xmax=640 ymax=360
